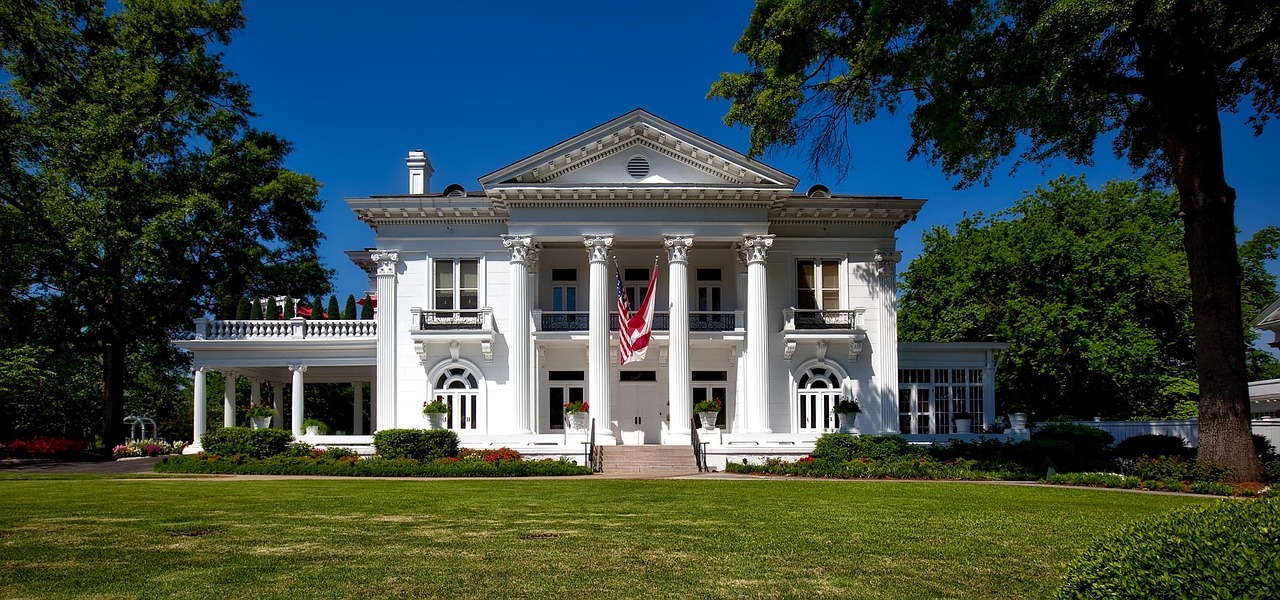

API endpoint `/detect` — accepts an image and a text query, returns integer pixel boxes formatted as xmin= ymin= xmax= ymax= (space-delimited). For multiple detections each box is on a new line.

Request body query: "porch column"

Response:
xmin=250 ymin=378 xmax=261 ymax=405
xmin=352 ymin=382 xmax=364 ymax=435
xmin=192 ymin=366 xmax=207 ymax=444
xmin=223 ymin=371 xmax=236 ymax=428
xmin=502 ymin=234 xmax=535 ymax=433
xmin=289 ymin=364 xmax=307 ymax=436
xmin=742 ymin=235 xmax=775 ymax=433
xmin=664 ymin=235 xmax=693 ymax=436
xmin=584 ymin=235 xmax=615 ymax=441
xmin=874 ymin=249 xmax=903 ymax=434
xmin=984 ymin=352 xmax=998 ymax=430
xmin=373 ymin=250 xmax=400 ymax=431
xmin=272 ymin=383 xmax=285 ymax=430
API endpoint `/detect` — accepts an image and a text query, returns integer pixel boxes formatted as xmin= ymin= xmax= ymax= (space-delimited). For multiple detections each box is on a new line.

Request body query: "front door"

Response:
xmin=617 ymin=382 xmax=662 ymax=444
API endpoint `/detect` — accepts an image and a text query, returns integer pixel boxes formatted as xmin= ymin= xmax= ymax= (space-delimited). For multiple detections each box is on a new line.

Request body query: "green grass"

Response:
xmin=0 ymin=477 xmax=1214 ymax=599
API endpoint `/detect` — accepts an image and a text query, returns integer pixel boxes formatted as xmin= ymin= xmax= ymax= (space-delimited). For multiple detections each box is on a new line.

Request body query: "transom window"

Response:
xmin=435 ymin=259 xmax=479 ymax=311
xmin=797 ymin=259 xmax=841 ymax=310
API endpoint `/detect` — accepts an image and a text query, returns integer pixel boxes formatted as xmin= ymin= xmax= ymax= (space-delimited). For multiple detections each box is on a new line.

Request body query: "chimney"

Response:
xmin=406 ymin=150 xmax=434 ymax=194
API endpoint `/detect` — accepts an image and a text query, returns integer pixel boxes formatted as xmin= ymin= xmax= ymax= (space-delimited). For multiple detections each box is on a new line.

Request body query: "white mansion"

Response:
xmin=178 ymin=109 xmax=1006 ymax=464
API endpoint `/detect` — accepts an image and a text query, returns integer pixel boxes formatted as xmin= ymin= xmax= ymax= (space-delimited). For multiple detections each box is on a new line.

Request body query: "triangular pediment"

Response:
xmin=479 ymin=109 xmax=799 ymax=190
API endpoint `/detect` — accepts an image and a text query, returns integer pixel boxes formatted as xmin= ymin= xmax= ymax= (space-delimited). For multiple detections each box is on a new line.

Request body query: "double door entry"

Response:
xmin=617 ymin=382 xmax=662 ymax=444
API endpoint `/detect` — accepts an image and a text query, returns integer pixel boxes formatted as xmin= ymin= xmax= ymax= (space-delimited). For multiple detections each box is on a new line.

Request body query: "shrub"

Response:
xmin=3 ymin=437 xmax=86 ymax=459
xmin=373 ymin=429 xmax=459 ymax=461
xmin=812 ymin=434 xmax=924 ymax=462
xmin=202 ymin=427 xmax=292 ymax=459
xmin=285 ymin=442 xmax=315 ymax=457
xmin=1029 ymin=423 xmax=1114 ymax=472
xmin=323 ymin=447 xmax=360 ymax=460
xmin=1058 ymin=497 xmax=1280 ymax=598
xmin=1127 ymin=456 xmax=1231 ymax=484
xmin=154 ymin=454 xmax=589 ymax=477
xmin=1113 ymin=434 xmax=1193 ymax=460
xmin=726 ymin=455 xmax=1023 ymax=481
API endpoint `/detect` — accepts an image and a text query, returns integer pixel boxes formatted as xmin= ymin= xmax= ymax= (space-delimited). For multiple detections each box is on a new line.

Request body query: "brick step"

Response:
xmin=599 ymin=446 xmax=700 ymax=473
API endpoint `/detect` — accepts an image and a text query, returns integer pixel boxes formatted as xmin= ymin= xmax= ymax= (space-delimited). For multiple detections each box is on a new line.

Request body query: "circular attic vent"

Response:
xmin=626 ymin=155 xmax=650 ymax=179
xmin=807 ymin=184 xmax=830 ymax=198
xmin=443 ymin=183 xmax=466 ymax=197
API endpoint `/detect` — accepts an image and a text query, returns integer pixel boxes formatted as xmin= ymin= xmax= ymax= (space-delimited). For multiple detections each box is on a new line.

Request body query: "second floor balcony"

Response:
xmin=534 ymin=310 xmax=742 ymax=332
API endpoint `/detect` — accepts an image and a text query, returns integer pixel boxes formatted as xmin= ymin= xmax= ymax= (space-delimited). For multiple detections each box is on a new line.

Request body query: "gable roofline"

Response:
xmin=478 ymin=108 xmax=800 ymax=190
xmin=1255 ymin=297 xmax=1280 ymax=330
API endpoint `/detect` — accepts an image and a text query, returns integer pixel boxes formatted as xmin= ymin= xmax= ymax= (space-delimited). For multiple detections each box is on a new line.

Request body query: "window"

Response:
xmin=622 ymin=267 xmax=650 ymax=308
xmin=435 ymin=259 xmax=479 ymax=312
xmin=696 ymin=268 xmax=722 ymax=312
xmin=897 ymin=368 xmax=985 ymax=433
xmin=548 ymin=371 xmax=585 ymax=431
xmin=797 ymin=365 xmax=843 ymax=431
xmin=796 ymin=259 xmax=841 ymax=310
xmin=692 ymin=371 xmax=727 ymax=429
xmin=433 ymin=366 xmax=480 ymax=430
xmin=551 ymin=268 xmax=578 ymax=311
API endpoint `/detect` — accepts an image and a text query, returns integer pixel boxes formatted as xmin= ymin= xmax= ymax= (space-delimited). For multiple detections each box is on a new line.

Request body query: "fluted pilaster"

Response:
xmin=372 ymin=250 xmax=399 ymax=431
xmin=502 ymin=234 xmax=535 ymax=433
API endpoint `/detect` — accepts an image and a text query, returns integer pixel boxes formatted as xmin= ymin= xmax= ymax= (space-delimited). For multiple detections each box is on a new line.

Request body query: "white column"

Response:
xmin=272 ymin=383 xmax=285 ymax=430
xmin=352 ymin=382 xmax=364 ymax=435
xmin=664 ymin=235 xmax=693 ymax=437
xmin=502 ymin=234 xmax=535 ymax=434
xmin=742 ymin=235 xmax=775 ymax=433
xmin=875 ymin=249 xmax=903 ymax=434
xmin=372 ymin=250 xmax=400 ymax=431
xmin=289 ymin=364 xmax=307 ymax=436
xmin=250 ymin=378 xmax=261 ymax=405
xmin=584 ymin=235 xmax=615 ymax=441
xmin=223 ymin=371 xmax=236 ymax=428
xmin=984 ymin=351 xmax=997 ymax=430
xmin=192 ymin=366 xmax=207 ymax=445
xmin=370 ymin=379 xmax=378 ymax=432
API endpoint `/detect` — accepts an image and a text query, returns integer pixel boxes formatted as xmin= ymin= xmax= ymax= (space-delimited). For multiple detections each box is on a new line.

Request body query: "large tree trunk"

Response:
xmin=101 ymin=339 xmax=127 ymax=450
xmin=1161 ymin=85 xmax=1262 ymax=483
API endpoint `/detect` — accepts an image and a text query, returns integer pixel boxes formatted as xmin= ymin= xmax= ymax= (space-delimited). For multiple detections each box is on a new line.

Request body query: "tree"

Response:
xmin=900 ymin=176 xmax=1279 ymax=419
xmin=344 ymin=294 xmax=358 ymax=320
xmin=0 ymin=0 xmax=331 ymax=447
xmin=327 ymin=295 xmax=340 ymax=321
xmin=711 ymin=0 xmax=1279 ymax=481
xmin=360 ymin=295 xmax=374 ymax=320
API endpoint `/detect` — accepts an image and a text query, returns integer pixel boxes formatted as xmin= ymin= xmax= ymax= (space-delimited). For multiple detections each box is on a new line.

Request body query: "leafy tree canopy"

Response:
xmin=900 ymin=176 xmax=1279 ymax=419
xmin=0 ymin=0 xmax=332 ymax=445
xmin=712 ymin=0 xmax=1280 ymax=481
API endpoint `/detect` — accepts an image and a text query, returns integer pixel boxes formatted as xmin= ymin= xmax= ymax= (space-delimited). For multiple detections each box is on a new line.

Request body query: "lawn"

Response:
xmin=0 ymin=476 xmax=1213 ymax=599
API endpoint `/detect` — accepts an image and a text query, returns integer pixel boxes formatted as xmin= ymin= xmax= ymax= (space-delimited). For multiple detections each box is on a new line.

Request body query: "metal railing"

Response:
xmin=783 ymin=308 xmax=865 ymax=330
xmin=691 ymin=416 xmax=709 ymax=473
xmin=538 ymin=311 xmax=742 ymax=332
xmin=588 ymin=418 xmax=603 ymax=473
xmin=417 ymin=308 xmax=490 ymax=330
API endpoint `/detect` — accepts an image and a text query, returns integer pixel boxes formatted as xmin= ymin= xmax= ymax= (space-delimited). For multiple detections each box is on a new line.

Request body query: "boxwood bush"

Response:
xmin=154 ymin=454 xmax=589 ymax=477
xmin=1113 ymin=434 xmax=1193 ymax=460
xmin=1058 ymin=497 xmax=1280 ymax=598
xmin=201 ymin=427 xmax=292 ymax=459
xmin=373 ymin=429 xmax=458 ymax=461
xmin=812 ymin=434 xmax=924 ymax=462
xmin=1029 ymin=423 xmax=1115 ymax=473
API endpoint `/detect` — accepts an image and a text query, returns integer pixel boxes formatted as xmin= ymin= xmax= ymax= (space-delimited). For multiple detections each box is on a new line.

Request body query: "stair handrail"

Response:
xmin=691 ymin=416 xmax=707 ymax=473
xmin=588 ymin=418 xmax=603 ymax=473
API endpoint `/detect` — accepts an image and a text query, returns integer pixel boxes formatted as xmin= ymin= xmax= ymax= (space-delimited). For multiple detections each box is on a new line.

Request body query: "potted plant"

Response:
xmin=693 ymin=398 xmax=722 ymax=431
xmin=953 ymin=410 xmax=974 ymax=434
xmin=833 ymin=396 xmax=861 ymax=433
xmin=1006 ymin=403 xmax=1029 ymax=431
xmin=244 ymin=403 xmax=276 ymax=429
xmin=423 ymin=396 xmax=449 ymax=430
xmin=303 ymin=418 xmax=328 ymax=436
xmin=563 ymin=400 xmax=590 ymax=431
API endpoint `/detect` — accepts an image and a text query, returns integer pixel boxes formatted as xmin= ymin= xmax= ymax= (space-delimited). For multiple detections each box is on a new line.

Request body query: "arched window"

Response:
xmin=796 ymin=364 xmax=844 ymax=432
xmin=432 ymin=366 xmax=481 ymax=430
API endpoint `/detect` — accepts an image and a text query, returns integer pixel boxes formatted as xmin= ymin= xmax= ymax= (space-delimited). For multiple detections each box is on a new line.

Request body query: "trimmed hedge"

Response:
xmin=373 ymin=428 xmax=459 ymax=461
xmin=1058 ymin=497 xmax=1280 ymax=598
xmin=1113 ymin=434 xmax=1193 ymax=460
xmin=1029 ymin=423 xmax=1115 ymax=473
xmin=153 ymin=454 xmax=590 ymax=477
xmin=812 ymin=434 xmax=924 ymax=462
xmin=201 ymin=427 xmax=292 ymax=459
xmin=726 ymin=456 xmax=1025 ymax=481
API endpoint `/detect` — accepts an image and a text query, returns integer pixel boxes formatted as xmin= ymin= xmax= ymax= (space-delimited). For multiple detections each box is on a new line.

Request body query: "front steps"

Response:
xmin=599 ymin=445 xmax=702 ymax=475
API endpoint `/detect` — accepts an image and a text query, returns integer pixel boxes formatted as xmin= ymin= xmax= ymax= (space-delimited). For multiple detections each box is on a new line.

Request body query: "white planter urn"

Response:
xmin=954 ymin=418 xmax=972 ymax=434
xmin=836 ymin=412 xmax=859 ymax=434
xmin=424 ymin=412 xmax=448 ymax=430
xmin=697 ymin=411 xmax=719 ymax=431
xmin=1009 ymin=412 xmax=1028 ymax=431
xmin=250 ymin=416 xmax=271 ymax=430
xmin=305 ymin=425 xmax=319 ymax=436
xmin=566 ymin=411 xmax=589 ymax=431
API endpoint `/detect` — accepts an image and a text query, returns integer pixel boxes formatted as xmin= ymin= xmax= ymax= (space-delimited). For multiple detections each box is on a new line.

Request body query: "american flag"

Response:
xmin=617 ymin=264 xmax=657 ymax=365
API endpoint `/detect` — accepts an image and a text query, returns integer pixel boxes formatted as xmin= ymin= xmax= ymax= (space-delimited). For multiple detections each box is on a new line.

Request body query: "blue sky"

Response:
xmin=221 ymin=2 xmax=1278 ymax=329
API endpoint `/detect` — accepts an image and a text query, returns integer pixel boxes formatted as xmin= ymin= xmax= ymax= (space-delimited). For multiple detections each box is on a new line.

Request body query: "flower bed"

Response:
xmin=113 ymin=439 xmax=187 ymax=459
xmin=1 ymin=437 xmax=86 ymax=460
xmin=154 ymin=452 xmax=591 ymax=477
xmin=726 ymin=456 xmax=1026 ymax=481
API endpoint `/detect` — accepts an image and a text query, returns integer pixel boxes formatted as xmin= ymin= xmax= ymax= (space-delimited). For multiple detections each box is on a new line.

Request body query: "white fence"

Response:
xmin=1064 ymin=418 xmax=1280 ymax=449
xmin=194 ymin=317 xmax=376 ymax=340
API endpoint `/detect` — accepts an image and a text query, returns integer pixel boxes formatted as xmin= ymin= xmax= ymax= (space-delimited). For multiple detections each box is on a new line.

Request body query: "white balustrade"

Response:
xmin=200 ymin=319 xmax=376 ymax=340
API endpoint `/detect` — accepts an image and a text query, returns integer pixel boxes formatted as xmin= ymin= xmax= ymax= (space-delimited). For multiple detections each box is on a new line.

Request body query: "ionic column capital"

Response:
xmin=740 ymin=235 xmax=775 ymax=264
xmin=583 ymin=235 xmax=614 ymax=263
xmin=663 ymin=235 xmax=694 ymax=264
xmin=874 ymin=249 xmax=903 ymax=276
xmin=501 ymin=234 xmax=535 ymax=266
xmin=371 ymin=250 xmax=400 ymax=276
xmin=288 ymin=364 xmax=308 ymax=374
